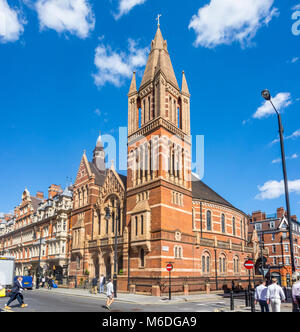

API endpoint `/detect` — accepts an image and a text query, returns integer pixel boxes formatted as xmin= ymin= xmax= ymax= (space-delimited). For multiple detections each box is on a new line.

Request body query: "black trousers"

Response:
xmin=6 ymin=293 xmax=23 ymax=306
xmin=259 ymin=300 xmax=269 ymax=312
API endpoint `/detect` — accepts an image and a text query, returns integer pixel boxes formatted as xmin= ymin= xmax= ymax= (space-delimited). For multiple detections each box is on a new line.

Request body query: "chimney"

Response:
xmin=252 ymin=211 xmax=265 ymax=222
xmin=277 ymin=207 xmax=285 ymax=219
xmin=48 ymin=185 xmax=63 ymax=199
xmin=36 ymin=191 xmax=44 ymax=200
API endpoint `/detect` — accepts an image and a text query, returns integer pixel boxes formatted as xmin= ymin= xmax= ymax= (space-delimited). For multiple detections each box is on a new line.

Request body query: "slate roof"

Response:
xmin=30 ymin=196 xmax=43 ymax=212
xmin=191 ymin=174 xmax=235 ymax=209
xmin=89 ymin=162 xmax=127 ymax=188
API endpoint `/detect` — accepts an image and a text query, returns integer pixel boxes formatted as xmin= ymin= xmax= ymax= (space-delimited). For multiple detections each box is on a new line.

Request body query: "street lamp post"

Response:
xmin=261 ymin=89 xmax=296 ymax=275
xmin=105 ymin=204 xmax=119 ymax=298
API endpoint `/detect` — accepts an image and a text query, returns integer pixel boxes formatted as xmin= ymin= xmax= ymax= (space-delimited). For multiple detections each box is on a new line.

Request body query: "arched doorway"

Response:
xmin=271 ymin=272 xmax=282 ymax=286
xmin=93 ymin=255 xmax=100 ymax=279
xmin=104 ymin=255 xmax=112 ymax=279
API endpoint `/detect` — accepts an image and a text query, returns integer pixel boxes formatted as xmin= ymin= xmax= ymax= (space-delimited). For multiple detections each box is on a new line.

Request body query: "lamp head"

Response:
xmin=261 ymin=89 xmax=271 ymax=101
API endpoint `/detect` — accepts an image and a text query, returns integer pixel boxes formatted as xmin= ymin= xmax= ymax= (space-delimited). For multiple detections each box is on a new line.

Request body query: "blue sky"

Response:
xmin=0 ymin=0 xmax=300 ymax=218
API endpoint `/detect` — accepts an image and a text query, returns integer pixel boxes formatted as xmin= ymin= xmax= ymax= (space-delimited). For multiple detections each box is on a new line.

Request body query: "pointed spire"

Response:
xmin=141 ymin=25 xmax=179 ymax=89
xmin=128 ymin=71 xmax=137 ymax=95
xmin=181 ymin=71 xmax=190 ymax=95
xmin=152 ymin=25 xmax=165 ymax=50
xmin=95 ymin=131 xmax=104 ymax=151
xmin=93 ymin=131 xmax=106 ymax=172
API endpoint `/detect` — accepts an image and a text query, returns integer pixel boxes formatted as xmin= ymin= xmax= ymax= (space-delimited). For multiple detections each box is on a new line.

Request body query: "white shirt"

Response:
xmin=292 ymin=281 xmax=300 ymax=302
xmin=100 ymin=277 xmax=104 ymax=285
xmin=255 ymin=284 xmax=269 ymax=301
xmin=106 ymin=282 xmax=114 ymax=297
xmin=267 ymin=283 xmax=286 ymax=301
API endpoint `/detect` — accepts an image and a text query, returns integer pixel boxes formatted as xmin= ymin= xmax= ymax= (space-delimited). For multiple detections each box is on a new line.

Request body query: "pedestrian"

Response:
xmin=91 ymin=276 xmax=98 ymax=294
xmin=47 ymin=276 xmax=53 ymax=290
xmin=4 ymin=277 xmax=28 ymax=309
xmin=255 ymin=279 xmax=269 ymax=312
xmin=99 ymin=274 xmax=105 ymax=293
xmin=105 ymin=279 xmax=114 ymax=310
xmin=267 ymin=278 xmax=286 ymax=312
xmin=292 ymin=274 xmax=300 ymax=311
xmin=41 ymin=276 xmax=46 ymax=288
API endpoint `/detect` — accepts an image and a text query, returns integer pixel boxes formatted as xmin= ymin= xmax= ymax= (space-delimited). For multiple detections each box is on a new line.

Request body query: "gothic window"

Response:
xmin=219 ymin=254 xmax=226 ymax=273
xmin=240 ymin=220 xmax=243 ymax=239
xmin=202 ymin=252 xmax=210 ymax=274
xmin=233 ymin=256 xmax=239 ymax=273
xmin=207 ymin=211 xmax=212 ymax=231
xmin=221 ymin=214 xmax=226 ymax=233
xmin=232 ymin=217 xmax=236 ymax=236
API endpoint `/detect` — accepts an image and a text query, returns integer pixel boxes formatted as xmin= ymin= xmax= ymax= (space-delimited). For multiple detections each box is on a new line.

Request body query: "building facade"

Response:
xmin=67 ymin=24 xmax=262 ymax=295
xmin=0 ymin=185 xmax=72 ymax=283
xmin=249 ymin=207 xmax=300 ymax=287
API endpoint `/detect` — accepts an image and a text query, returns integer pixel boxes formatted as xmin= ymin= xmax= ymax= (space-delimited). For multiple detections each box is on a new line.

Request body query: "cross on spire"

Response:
xmin=156 ymin=14 xmax=162 ymax=27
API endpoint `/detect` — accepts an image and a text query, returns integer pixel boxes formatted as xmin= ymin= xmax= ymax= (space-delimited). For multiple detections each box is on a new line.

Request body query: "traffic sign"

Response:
xmin=166 ymin=263 xmax=173 ymax=272
xmin=244 ymin=260 xmax=254 ymax=270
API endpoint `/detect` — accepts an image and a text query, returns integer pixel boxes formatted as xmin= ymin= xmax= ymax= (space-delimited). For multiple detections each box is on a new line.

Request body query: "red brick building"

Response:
xmin=0 ymin=185 xmax=72 ymax=284
xmin=249 ymin=207 xmax=300 ymax=287
xmin=68 ymin=24 xmax=262 ymax=295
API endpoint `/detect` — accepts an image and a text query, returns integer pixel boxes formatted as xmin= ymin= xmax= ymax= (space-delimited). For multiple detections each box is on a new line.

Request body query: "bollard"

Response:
xmin=245 ymin=290 xmax=249 ymax=307
xmin=250 ymin=290 xmax=255 ymax=312
xmin=230 ymin=290 xmax=234 ymax=311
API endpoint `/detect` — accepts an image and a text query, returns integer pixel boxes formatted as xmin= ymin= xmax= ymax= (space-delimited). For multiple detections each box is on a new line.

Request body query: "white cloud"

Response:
xmin=0 ymin=0 xmax=25 ymax=43
xmin=256 ymin=179 xmax=300 ymax=200
xmin=292 ymin=4 xmax=300 ymax=11
xmin=93 ymin=39 xmax=148 ymax=87
xmin=114 ymin=0 xmax=146 ymax=20
xmin=271 ymin=128 xmax=300 ymax=145
xmin=253 ymin=92 xmax=292 ymax=119
xmin=271 ymin=153 xmax=298 ymax=164
xmin=291 ymin=57 xmax=299 ymax=63
xmin=35 ymin=0 xmax=95 ymax=38
xmin=188 ymin=0 xmax=279 ymax=48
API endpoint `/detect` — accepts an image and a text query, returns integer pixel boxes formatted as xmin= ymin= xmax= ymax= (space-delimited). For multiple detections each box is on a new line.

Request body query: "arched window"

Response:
xmin=232 ymin=217 xmax=236 ymax=236
xmin=219 ymin=254 xmax=226 ymax=273
xmin=207 ymin=211 xmax=212 ymax=231
xmin=221 ymin=214 xmax=226 ymax=233
xmin=202 ymin=252 xmax=211 ymax=274
xmin=233 ymin=256 xmax=239 ymax=273
xmin=240 ymin=220 xmax=243 ymax=239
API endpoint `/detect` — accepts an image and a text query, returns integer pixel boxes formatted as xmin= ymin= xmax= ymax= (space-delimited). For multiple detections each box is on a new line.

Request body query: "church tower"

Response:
xmin=126 ymin=20 xmax=194 ymax=285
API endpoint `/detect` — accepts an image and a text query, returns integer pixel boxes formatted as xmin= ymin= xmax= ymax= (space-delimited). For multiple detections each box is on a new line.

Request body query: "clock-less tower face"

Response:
xmin=126 ymin=24 xmax=194 ymax=279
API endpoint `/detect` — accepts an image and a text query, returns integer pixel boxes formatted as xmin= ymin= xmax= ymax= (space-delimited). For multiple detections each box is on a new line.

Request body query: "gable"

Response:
xmin=74 ymin=153 xmax=92 ymax=186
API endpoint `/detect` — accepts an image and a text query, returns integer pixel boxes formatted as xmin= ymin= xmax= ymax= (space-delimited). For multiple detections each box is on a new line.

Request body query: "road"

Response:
xmin=0 ymin=290 xmax=231 ymax=312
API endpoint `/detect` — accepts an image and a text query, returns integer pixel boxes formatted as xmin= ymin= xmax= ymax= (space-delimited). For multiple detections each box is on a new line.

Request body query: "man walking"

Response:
xmin=41 ymin=276 xmax=46 ymax=288
xmin=47 ymin=276 xmax=53 ymax=290
xmin=267 ymin=278 xmax=286 ymax=312
xmin=292 ymin=274 xmax=300 ymax=311
xmin=4 ymin=277 xmax=28 ymax=309
xmin=105 ymin=279 xmax=114 ymax=310
xmin=91 ymin=276 xmax=98 ymax=294
xmin=255 ymin=279 xmax=269 ymax=312
xmin=99 ymin=274 xmax=105 ymax=293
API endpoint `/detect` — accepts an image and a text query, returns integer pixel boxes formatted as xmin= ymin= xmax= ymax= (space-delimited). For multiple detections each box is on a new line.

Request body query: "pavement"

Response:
xmin=33 ymin=286 xmax=226 ymax=305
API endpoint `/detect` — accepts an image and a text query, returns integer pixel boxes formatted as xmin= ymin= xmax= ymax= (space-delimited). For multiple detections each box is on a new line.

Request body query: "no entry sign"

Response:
xmin=166 ymin=263 xmax=173 ymax=272
xmin=244 ymin=260 xmax=254 ymax=270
